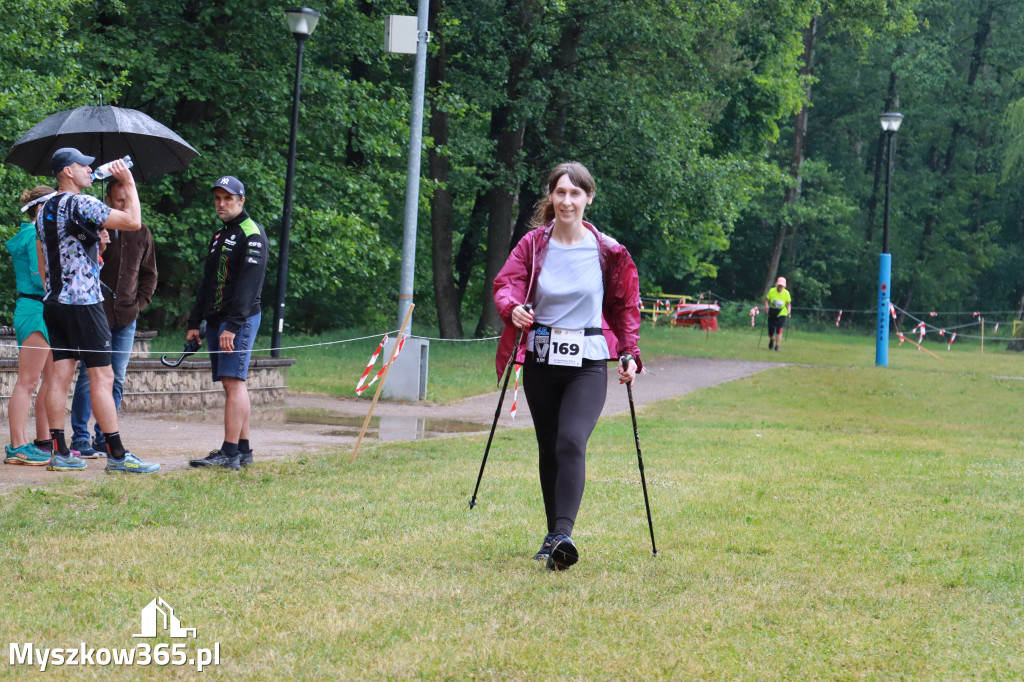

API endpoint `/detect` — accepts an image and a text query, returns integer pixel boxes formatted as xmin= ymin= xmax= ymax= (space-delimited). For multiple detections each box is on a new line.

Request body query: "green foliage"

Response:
xmin=1 ymin=0 xmax=1016 ymax=337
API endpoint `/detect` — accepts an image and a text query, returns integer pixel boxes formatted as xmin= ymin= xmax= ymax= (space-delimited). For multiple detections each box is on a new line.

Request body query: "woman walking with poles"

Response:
xmin=764 ymin=276 xmax=792 ymax=351
xmin=492 ymin=161 xmax=642 ymax=571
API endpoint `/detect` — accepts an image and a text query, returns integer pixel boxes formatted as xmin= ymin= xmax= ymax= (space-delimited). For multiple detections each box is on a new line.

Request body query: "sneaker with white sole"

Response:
xmin=105 ymin=452 xmax=160 ymax=474
xmin=47 ymin=452 xmax=87 ymax=471
xmin=71 ymin=440 xmax=103 ymax=459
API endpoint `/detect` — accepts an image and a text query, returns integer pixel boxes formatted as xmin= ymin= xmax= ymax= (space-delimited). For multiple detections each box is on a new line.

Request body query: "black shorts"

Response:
xmin=767 ymin=314 xmax=787 ymax=336
xmin=43 ymin=300 xmax=112 ymax=368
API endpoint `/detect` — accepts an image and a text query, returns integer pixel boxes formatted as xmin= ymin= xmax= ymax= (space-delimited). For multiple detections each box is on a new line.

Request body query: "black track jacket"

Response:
xmin=188 ymin=208 xmax=268 ymax=334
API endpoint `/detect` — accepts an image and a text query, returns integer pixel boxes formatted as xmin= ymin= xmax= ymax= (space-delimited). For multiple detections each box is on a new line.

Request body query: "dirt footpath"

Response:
xmin=0 ymin=356 xmax=782 ymax=492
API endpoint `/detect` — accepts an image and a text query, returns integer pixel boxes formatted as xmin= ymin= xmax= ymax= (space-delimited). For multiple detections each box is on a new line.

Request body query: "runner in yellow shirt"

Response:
xmin=764 ymin=276 xmax=792 ymax=352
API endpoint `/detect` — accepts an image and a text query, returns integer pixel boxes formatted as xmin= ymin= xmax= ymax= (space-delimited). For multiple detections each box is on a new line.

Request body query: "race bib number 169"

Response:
xmin=548 ymin=328 xmax=584 ymax=367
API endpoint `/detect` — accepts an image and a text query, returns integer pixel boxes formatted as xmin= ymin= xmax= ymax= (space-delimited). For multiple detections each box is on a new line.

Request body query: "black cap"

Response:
xmin=212 ymin=175 xmax=245 ymax=197
xmin=51 ymin=147 xmax=96 ymax=176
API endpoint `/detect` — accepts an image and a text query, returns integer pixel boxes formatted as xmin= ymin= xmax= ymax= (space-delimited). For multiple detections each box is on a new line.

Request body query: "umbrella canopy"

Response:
xmin=4 ymin=105 xmax=200 ymax=182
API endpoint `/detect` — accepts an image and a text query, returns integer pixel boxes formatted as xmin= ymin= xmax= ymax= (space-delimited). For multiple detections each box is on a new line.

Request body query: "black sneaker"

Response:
xmin=546 ymin=534 xmax=579 ymax=571
xmin=240 ymin=450 xmax=254 ymax=467
xmin=533 ymin=533 xmax=556 ymax=561
xmin=189 ymin=449 xmax=240 ymax=470
xmin=768 ymin=339 xmax=774 ymax=349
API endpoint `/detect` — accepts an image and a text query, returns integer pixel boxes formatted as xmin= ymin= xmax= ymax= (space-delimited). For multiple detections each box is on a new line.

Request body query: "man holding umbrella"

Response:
xmin=35 ymin=147 xmax=159 ymax=473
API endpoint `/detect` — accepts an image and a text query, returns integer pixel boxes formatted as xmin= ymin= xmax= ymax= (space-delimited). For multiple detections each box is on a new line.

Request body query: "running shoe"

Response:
xmin=4 ymin=443 xmax=51 ymax=466
xmin=240 ymin=449 xmax=254 ymax=467
xmin=189 ymin=449 xmax=239 ymax=470
xmin=546 ymin=534 xmax=579 ymax=572
xmin=47 ymin=452 xmax=87 ymax=471
xmin=105 ymin=452 xmax=160 ymax=474
xmin=71 ymin=440 xmax=103 ymax=459
xmin=533 ymin=532 xmax=556 ymax=561
xmin=37 ymin=441 xmax=83 ymax=459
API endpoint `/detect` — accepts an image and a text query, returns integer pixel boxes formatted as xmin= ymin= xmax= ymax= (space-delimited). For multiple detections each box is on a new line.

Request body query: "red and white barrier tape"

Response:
xmin=355 ymin=335 xmax=408 ymax=395
xmin=355 ymin=334 xmax=388 ymax=395
xmin=510 ymin=363 xmax=522 ymax=419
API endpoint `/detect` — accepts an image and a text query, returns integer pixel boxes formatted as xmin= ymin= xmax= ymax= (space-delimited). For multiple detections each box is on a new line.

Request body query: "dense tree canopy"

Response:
xmin=2 ymin=0 xmax=1022 ymax=338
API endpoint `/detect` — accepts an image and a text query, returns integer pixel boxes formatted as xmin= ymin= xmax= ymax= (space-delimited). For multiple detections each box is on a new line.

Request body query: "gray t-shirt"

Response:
xmin=527 ymin=230 xmax=609 ymax=360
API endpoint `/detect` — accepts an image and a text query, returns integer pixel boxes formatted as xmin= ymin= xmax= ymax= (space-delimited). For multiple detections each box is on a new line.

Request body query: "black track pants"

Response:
xmin=523 ymin=357 xmax=607 ymax=537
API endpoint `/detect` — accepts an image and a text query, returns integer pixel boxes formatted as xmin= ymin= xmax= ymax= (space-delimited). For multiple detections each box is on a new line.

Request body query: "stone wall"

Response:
xmin=0 ymin=328 xmax=294 ymax=418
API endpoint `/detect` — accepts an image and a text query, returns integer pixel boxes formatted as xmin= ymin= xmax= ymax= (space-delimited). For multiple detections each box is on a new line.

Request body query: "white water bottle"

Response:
xmin=91 ymin=155 xmax=134 ymax=181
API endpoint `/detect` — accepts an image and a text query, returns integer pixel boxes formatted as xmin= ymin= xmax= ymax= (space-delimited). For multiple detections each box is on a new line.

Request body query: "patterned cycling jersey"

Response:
xmin=35 ymin=192 xmax=112 ymax=305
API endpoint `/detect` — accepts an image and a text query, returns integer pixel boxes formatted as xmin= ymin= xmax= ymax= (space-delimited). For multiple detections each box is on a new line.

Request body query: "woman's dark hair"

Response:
xmin=529 ymin=162 xmax=596 ymax=229
xmin=19 ymin=185 xmax=56 ymax=220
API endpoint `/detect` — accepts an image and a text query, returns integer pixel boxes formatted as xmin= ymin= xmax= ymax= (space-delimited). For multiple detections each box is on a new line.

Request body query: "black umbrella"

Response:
xmin=4 ymin=105 xmax=199 ymax=182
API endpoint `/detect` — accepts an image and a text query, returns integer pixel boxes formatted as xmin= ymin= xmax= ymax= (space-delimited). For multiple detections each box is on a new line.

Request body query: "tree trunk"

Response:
xmin=474 ymin=121 xmax=526 ymax=336
xmin=474 ymin=0 xmax=536 ymax=336
xmin=511 ymin=16 xmax=583 ymax=247
xmin=762 ymin=15 xmax=817 ymax=296
xmin=427 ymin=0 xmax=462 ymax=338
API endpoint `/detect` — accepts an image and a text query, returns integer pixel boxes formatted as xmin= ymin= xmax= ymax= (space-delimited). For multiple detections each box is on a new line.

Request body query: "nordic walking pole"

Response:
xmin=469 ymin=304 xmax=531 ymax=509
xmin=757 ymin=311 xmax=766 ymax=348
xmin=351 ymin=303 xmax=415 ymax=464
xmin=621 ymin=354 xmax=658 ymax=556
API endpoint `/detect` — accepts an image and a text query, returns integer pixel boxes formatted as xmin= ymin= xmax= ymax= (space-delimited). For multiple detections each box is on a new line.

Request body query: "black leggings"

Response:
xmin=523 ymin=356 xmax=607 ymax=537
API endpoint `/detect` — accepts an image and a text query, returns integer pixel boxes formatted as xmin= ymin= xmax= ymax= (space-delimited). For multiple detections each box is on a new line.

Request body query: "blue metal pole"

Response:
xmin=876 ymin=253 xmax=891 ymax=367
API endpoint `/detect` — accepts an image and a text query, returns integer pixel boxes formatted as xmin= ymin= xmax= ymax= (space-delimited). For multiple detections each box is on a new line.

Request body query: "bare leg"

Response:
xmin=46 ymin=358 xmax=77 ymax=433
xmin=222 ymin=377 xmax=250 ymax=444
xmin=9 ymin=332 xmax=49 ymax=448
xmin=87 ymin=365 xmax=119 ymax=434
xmin=35 ymin=351 xmax=54 ymax=440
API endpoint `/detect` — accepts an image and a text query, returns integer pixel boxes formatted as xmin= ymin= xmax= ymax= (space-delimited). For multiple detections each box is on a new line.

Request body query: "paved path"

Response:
xmin=0 ymin=356 xmax=782 ymax=492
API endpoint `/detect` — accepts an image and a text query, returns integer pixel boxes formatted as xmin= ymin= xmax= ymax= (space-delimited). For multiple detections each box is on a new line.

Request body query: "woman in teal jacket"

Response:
xmin=4 ymin=186 xmax=57 ymax=465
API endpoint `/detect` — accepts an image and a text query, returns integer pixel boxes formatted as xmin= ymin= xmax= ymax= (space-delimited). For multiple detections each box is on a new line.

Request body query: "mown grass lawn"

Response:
xmin=2 ymin=326 xmax=1023 ymax=678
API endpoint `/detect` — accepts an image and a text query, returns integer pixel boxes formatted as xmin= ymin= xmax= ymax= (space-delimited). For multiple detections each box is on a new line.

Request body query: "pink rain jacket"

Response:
xmin=492 ymin=221 xmax=643 ymax=378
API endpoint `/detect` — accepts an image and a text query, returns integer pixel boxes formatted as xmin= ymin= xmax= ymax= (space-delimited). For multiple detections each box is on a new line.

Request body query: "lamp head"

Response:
xmin=879 ymin=112 xmax=903 ymax=133
xmin=286 ymin=7 xmax=321 ymax=38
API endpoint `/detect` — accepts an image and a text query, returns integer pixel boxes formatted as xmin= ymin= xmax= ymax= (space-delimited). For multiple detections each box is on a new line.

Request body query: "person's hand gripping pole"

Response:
xmin=469 ymin=304 xmax=533 ymax=509
xmin=621 ymin=354 xmax=658 ymax=556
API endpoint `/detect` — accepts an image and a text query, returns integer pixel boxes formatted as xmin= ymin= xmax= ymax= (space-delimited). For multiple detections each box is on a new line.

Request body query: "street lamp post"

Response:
xmin=876 ymin=111 xmax=903 ymax=367
xmin=271 ymin=7 xmax=320 ymax=358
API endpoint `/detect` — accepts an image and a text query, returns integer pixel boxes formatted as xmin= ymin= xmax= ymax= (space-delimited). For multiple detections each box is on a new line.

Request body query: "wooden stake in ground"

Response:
xmin=351 ymin=303 xmax=415 ymax=463
xmin=902 ymin=332 xmax=944 ymax=361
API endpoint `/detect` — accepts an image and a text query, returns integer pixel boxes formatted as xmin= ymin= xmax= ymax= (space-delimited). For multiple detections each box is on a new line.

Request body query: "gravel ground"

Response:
xmin=0 ymin=356 xmax=782 ymax=492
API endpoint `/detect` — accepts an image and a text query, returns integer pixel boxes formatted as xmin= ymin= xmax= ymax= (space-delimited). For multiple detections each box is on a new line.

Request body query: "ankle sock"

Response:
xmin=238 ymin=439 xmax=251 ymax=454
xmin=103 ymin=432 xmax=126 ymax=460
xmin=49 ymin=429 xmax=69 ymax=456
xmin=221 ymin=441 xmax=239 ymax=458
xmin=34 ymin=439 xmax=50 ymax=450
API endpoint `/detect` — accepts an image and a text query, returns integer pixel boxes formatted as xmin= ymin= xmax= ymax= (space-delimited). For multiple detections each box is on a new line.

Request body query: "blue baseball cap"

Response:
xmin=212 ymin=175 xmax=245 ymax=197
xmin=51 ymin=147 xmax=96 ymax=176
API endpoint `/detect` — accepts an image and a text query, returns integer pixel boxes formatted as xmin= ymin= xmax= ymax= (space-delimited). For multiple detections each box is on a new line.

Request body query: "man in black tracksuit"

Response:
xmin=187 ymin=176 xmax=268 ymax=471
